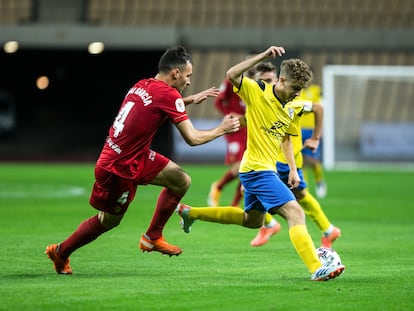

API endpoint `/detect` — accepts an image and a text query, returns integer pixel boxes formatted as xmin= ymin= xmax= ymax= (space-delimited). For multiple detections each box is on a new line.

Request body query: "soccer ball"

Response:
xmin=316 ymin=247 xmax=342 ymax=267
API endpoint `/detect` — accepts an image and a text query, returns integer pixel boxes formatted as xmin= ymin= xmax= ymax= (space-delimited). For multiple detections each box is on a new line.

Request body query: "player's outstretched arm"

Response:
xmin=303 ymin=103 xmax=323 ymax=153
xmin=176 ymin=115 xmax=239 ymax=146
xmin=182 ymin=87 xmax=220 ymax=106
xmin=226 ymin=46 xmax=286 ymax=88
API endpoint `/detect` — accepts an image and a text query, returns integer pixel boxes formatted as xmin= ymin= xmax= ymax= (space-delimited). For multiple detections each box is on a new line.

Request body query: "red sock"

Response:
xmin=145 ymin=188 xmax=183 ymax=240
xmin=58 ymin=215 xmax=109 ymax=258
xmin=217 ymin=170 xmax=238 ymax=189
xmin=230 ymin=181 xmax=243 ymax=207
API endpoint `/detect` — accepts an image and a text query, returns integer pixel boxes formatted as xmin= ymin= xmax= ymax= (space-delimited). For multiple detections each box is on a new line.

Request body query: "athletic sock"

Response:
xmin=189 ymin=206 xmax=244 ymax=225
xmin=146 ymin=188 xmax=183 ymax=240
xmin=264 ymin=213 xmax=277 ymax=227
xmin=298 ymin=191 xmax=331 ymax=233
xmin=58 ymin=215 xmax=109 ymax=259
xmin=289 ymin=224 xmax=322 ymax=273
xmin=314 ymin=163 xmax=324 ymax=184
xmin=322 ymin=224 xmax=334 ymax=236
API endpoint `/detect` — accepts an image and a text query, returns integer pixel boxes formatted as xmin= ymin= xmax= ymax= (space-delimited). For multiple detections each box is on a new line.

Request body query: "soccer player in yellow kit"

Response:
xmin=177 ymin=46 xmax=345 ymax=281
xmin=250 ymin=63 xmax=341 ymax=248
xmin=301 ymin=84 xmax=328 ymax=198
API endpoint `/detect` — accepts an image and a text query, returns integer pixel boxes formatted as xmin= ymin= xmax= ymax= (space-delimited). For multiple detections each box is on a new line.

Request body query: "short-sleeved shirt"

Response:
xmin=234 ymin=77 xmax=304 ymax=173
xmin=96 ymin=78 xmax=189 ymax=179
xmin=215 ymin=79 xmax=246 ymax=116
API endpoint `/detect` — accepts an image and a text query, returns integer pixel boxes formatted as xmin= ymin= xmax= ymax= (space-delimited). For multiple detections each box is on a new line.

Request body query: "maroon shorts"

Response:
xmin=224 ymin=129 xmax=247 ymax=164
xmin=89 ymin=150 xmax=169 ymax=215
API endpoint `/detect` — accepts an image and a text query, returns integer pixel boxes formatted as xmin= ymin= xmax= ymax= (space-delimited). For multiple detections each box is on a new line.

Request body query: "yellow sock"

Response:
xmin=289 ymin=225 xmax=322 ymax=273
xmin=298 ymin=192 xmax=331 ymax=233
xmin=189 ymin=206 xmax=244 ymax=225
xmin=313 ymin=163 xmax=324 ymax=184
xmin=264 ymin=213 xmax=274 ymax=226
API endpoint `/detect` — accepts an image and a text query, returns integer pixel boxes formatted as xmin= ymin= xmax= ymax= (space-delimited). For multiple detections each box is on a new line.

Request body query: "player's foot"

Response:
xmin=250 ymin=222 xmax=282 ymax=247
xmin=45 ymin=244 xmax=72 ymax=275
xmin=316 ymin=181 xmax=327 ymax=198
xmin=311 ymin=264 xmax=345 ymax=281
xmin=139 ymin=235 xmax=182 ymax=256
xmin=207 ymin=181 xmax=221 ymax=206
xmin=176 ymin=203 xmax=194 ymax=233
xmin=321 ymin=226 xmax=341 ymax=248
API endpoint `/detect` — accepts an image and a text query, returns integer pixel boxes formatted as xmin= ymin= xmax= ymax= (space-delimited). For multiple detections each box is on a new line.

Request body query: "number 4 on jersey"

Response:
xmin=113 ymin=101 xmax=135 ymax=138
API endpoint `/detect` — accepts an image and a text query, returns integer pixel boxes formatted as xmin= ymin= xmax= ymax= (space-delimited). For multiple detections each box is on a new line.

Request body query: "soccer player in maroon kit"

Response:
xmin=45 ymin=45 xmax=240 ymax=274
xmin=208 ymin=78 xmax=247 ymax=207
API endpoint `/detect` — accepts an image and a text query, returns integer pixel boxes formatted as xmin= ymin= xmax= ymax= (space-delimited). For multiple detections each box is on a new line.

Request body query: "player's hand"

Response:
xmin=303 ymin=138 xmax=320 ymax=153
xmin=287 ymin=170 xmax=301 ymax=189
xmin=264 ymin=46 xmax=286 ymax=59
xmin=228 ymin=113 xmax=247 ymax=127
xmin=190 ymin=87 xmax=220 ymax=105
xmin=221 ymin=114 xmax=240 ymax=134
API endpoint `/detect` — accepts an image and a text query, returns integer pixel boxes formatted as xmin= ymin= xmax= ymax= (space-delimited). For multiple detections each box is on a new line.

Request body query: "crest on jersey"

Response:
xmin=288 ymin=108 xmax=294 ymax=119
xmin=175 ymin=98 xmax=185 ymax=112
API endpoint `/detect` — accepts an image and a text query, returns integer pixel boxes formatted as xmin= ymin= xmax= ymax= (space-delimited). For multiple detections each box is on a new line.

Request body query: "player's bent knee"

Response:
xmin=288 ymin=203 xmax=306 ymax=224
xmin=277 ymin=201 xmax=305 ymax=224
xmin=98 ymin=212 xmax=123 ymax=229
xmin=181 ymin=173 xmax=192 ymax=191
xmin=171 ymin=172 xmax=191 ymax=194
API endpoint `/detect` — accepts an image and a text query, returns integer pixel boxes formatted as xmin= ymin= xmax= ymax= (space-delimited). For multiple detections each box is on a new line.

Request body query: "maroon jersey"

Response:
xmin=214 ymin=79 xmax=245 ymax=116
xmin=215 ymin=79 xmax=247 ymax=163
xmin=97 ymin=78 xmax=188 ymax=179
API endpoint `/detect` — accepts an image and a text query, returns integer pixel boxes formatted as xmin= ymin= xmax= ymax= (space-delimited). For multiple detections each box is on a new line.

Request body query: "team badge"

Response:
xmin=175 ymin=98 xmax=185 ymax=112
xmin=288 ymin=108 xmax=294 ymax=119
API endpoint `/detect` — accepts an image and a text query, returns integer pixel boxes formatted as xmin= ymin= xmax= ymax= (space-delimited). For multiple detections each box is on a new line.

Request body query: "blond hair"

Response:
xmin=279 ymin=59 xmax=313 ymax=89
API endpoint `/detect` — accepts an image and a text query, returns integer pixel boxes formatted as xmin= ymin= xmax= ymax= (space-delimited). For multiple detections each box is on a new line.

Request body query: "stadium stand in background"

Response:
xmin=1 ymin=0 xmax=413 ymax=119
xmin=85 ymin=0 xmax=414 ymax=28
xmin=83 ymin=0 xmax=414 ymax=119
xmin=0 ymin=0 xmax=413 ymax=162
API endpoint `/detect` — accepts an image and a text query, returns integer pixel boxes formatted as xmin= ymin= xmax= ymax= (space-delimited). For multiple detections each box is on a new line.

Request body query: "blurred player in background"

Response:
xmin=177 ymin=46 xmax=345 ymax=281
xmin=250 ymin=62 xmax=341 ymax=248
xmin=301 ymin=84 xmax=327 ymax=198
xmin=208 ymin=51 xmax=257 ymax=208
xmin=45 ymin=45 xmax=240 ymax=274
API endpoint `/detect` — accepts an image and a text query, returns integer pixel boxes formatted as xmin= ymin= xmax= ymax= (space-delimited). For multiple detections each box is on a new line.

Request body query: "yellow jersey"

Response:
xmin=300 ymin=84 xmax=322 ymax=129
xmin=234 ymin=77 xmax=304 ymax=173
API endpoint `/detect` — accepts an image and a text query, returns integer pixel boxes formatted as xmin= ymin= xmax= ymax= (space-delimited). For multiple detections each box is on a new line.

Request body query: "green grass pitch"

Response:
xmin=0 ymin=163 xmax=413 ymax=311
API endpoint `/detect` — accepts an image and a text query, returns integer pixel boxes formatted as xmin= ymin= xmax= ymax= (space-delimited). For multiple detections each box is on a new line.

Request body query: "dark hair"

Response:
xmin=255 ymin=61 xmax=277 ymax=76
xmin=158 ymin=45 xmax=192 ymax=74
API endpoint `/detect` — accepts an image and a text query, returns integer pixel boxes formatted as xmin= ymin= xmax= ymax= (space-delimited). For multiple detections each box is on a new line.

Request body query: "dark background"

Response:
xmin=0 ymin=48 xmax=175 ymax=161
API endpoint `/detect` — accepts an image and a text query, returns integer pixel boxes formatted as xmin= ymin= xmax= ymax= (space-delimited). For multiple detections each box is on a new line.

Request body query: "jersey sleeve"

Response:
xmin=162 ymin=90 xmax=189 ymax=125
xmin=301 ymin=100 xmax=313 ymax=112
xmin=233 ymin=76 xmax=258 ymax=106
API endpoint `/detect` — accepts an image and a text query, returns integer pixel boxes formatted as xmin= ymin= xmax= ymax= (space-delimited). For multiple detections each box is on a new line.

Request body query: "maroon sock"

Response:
xmin=145 ymin=188 xmax=183 ymax=240
xmin=217 ymin=170 xmax=238 ymax=189
xmin=58 ymin=215 xmax=109 ymax=258
xmin=230 ymin=181 xmax=243 ymax=207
